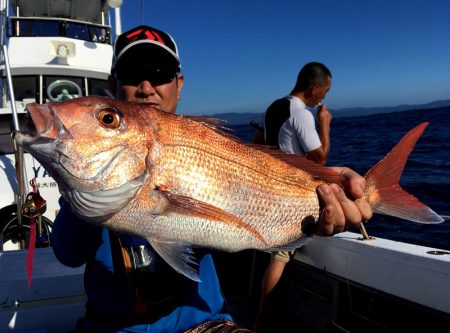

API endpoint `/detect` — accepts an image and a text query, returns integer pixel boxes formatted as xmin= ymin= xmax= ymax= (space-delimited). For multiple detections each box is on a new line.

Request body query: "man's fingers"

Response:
xmin=354 ymin=198 xmax=373 ymax=221
xmin=316 ymin=184 xmax=344 ymax=236
xmin=318 ymin=204 xmax=335 ymax=236
xmin=315 ymin=181 xmax=371 ymax=237
xmin=331 ymin=166 xmax=366 ymax=199
xmin=330 ymin=183 xmax=362 ymax=228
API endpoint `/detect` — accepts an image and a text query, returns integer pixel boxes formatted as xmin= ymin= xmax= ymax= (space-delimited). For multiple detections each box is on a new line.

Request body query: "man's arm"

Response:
xmin=252 ymin=128 xmax=265 ymax=144
xmin=305 ymin=104 xmax=331 ymax=165
xmin=51 ymin=198 xmax=103 ymax=267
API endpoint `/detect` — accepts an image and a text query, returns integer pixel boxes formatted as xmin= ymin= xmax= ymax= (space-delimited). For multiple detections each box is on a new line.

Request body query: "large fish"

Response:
xmin=15 ymin=96 xmax=443 ymax=281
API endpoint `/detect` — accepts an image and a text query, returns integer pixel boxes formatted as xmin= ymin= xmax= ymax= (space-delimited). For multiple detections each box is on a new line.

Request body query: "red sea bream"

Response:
xmin=15 ymin=96 xmax=443 ymax=280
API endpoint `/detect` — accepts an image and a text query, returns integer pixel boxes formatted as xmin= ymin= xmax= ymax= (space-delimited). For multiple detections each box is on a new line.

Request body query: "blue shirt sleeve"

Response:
xmin=51 ymin=197 xmax=103 ymax=267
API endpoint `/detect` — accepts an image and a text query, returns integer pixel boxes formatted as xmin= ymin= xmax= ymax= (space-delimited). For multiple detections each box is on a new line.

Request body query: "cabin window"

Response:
xmin=88 ymin=26 xmax=111 ymax=43
xmin=64 ymin=22 xmax=89 ymax=41
xmin=44 ymin=76 xmax=83 ymax=102
xmin=11 ymin=76 xmax=37 ymax=103
xmin=88 ymin=79 xmax=110 ymax=97
xmin=0 ymin=114 xmax=15 ymax=154
xmin=0 ymin=114 xmax=28 ymax=154
xmin=10 ymin=19 xmax=59 ymax=37
xmin=8 ymin=18 xmax=111 ymax=44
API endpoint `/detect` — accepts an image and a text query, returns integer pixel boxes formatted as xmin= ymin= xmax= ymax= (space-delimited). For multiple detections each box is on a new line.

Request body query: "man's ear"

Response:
xmin=304 ymin=84 xmax=316 ymax=99
xmin=176 ymin=74 xmax=184 ymax=99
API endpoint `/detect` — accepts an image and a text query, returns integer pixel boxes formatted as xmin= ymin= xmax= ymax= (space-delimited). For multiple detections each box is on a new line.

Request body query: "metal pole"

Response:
xmin=114 ymin=7 xmax=122 ymax=38
xmin=2 ymin=45 xmax=19 ymax=130
xmin=0 ymin=0 xmax=7 ymax=50
xmin=2 ymin=44 xmax=26 ymax=239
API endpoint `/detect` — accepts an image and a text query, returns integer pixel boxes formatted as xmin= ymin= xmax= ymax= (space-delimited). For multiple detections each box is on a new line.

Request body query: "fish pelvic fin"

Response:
xmin=158 ymin=189 xmax=269 ymax=247
xmin=148 ymin=239 xmax=201 ymax=282
xmin=364 ymin=122 xmax=443 ymax=224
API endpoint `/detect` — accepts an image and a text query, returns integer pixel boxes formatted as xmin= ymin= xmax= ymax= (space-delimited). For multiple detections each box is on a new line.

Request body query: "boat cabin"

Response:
xmin=1 ymin=0 xmax=114 ymax=112
xmin=0 ymin=0 xmax=116 ymax=224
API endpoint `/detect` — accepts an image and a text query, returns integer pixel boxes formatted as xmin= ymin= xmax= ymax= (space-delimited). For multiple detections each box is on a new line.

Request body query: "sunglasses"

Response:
xmin=116 ymin=67 xmax=178 ymax=86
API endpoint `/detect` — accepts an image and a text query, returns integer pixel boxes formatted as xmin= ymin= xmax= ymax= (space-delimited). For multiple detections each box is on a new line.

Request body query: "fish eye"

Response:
xmin=98 ymin=107 xmax=121 ymax=129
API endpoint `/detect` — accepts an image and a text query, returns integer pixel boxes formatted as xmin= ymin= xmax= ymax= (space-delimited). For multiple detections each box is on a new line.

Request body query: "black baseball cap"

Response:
xmin=112 ymin=25 xmax=181 ymax=75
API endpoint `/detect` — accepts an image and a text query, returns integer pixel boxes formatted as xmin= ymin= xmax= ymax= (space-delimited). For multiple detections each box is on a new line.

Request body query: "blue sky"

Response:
xmin=118 ymin=0 xmax=450 ymax=116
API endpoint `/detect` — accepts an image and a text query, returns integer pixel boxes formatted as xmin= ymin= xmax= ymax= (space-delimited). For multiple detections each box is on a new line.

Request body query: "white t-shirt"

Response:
xmin=265 ymin=95 xmax=321 ymax=155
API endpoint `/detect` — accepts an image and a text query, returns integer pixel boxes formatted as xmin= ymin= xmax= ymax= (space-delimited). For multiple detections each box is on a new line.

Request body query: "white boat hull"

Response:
xmin=0 ymin=248 xmax=85 ymax=332
xmin=295 ymin=231 xmax=450 ymax=314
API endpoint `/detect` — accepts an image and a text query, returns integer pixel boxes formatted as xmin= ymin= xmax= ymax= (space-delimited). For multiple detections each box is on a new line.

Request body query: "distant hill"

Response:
xmin=210 ymin=99 xmax=450 ymax=125
xmin=333 ymin=99 xmax=450 ymax=118
xmin=210 ymin=112 xmax=262 ymax=126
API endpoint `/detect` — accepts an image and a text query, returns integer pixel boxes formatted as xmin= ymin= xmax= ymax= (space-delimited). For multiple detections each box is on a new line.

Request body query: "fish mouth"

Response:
xmin=30 ymin=103 xmax=67 ymax=139
xmin=15 ymin=104 xmax=72 ymax=167
xmin=15 ymin=104 xmax=69 ymax=146
xmin=25 ymin=109 xmax=37 ymax=135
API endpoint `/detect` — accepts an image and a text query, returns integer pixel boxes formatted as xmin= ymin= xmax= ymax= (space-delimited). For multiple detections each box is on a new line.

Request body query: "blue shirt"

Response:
xmin=51 ymin=198 xmax=232 ymax=332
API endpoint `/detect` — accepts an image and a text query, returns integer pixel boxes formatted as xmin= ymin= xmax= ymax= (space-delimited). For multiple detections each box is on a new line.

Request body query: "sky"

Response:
xmin=116 ymin=0 xmax=450 ymax=116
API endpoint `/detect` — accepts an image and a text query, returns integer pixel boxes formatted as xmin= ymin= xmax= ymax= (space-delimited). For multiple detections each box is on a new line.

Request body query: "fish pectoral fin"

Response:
xmin=158 ymin=190 xmax=268 ymax=247
xmin=265 ymin=235 xmax=313 ymax=253
xmin=148 ymin=239 xmax=200 ymax=282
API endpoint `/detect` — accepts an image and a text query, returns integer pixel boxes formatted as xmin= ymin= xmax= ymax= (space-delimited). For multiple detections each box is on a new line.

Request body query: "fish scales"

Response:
xmin=156 ymin=145 xmax=320 ymax=248
xmin=150 ymin=115 xmax=322 ymax=247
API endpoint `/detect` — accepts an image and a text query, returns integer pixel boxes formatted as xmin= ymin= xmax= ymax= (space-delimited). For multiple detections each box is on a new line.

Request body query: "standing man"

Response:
xmin=255 ymin=62 xmax=335 ymax=332
xmin=263 ymin=62 xmax=332 ymax=165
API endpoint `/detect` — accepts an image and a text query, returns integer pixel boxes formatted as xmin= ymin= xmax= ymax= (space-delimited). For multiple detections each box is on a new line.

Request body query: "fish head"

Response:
xmin=16 ymin=96 xmax=156 ymax=221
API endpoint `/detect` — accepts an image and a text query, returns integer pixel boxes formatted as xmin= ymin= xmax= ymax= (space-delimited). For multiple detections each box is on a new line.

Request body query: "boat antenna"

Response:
xmin=108 ymin=0 xmax=123 ymax=38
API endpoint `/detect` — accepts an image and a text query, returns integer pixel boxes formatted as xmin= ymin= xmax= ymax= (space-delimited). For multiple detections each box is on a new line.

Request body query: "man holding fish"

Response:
xmin=46 ymin=25 xmax=371 ymax=332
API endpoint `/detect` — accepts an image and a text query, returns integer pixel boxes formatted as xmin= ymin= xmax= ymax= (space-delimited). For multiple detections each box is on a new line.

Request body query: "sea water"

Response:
xmin=230 ymin=106 xmax=450 ymax=251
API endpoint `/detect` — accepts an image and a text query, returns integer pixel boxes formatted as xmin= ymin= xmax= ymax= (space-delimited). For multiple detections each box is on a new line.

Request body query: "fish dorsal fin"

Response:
xmin=148 ymin=239 xmax=200 ymax=282
xmin=157 ymin=189 xmax=268 ymax=247
xmin=183 ymin=116 xmax=238 ymax=139
xmin=246 ymin=144 xmax=345 ymax=184
xmin=265 ymin=235 xmax=313 ymax=253
xmin=183 ymin=115 xmax=225 ymax=125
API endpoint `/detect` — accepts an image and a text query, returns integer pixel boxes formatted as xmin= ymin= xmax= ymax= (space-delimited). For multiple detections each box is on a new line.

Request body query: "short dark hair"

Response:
xmin=293 ymin=62 xmax=332 ymax=92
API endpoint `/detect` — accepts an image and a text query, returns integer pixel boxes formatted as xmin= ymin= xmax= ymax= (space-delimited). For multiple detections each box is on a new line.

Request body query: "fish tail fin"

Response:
xmin=364 ymin=122 xmax=443 ymax=224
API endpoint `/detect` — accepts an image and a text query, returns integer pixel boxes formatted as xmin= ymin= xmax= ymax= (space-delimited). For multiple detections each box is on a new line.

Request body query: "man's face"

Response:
xmin=112 ymin=61 xmax=184 ymax=114
xmin=310 ymin=77 xmax=332 ymax=106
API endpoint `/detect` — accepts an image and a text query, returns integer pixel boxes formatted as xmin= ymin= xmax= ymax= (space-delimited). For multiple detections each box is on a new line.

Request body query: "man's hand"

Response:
xmin=315 ymin=167 xmax=372 ymax=236
xmin=316 ymin=103 xmax=332 ymax=128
